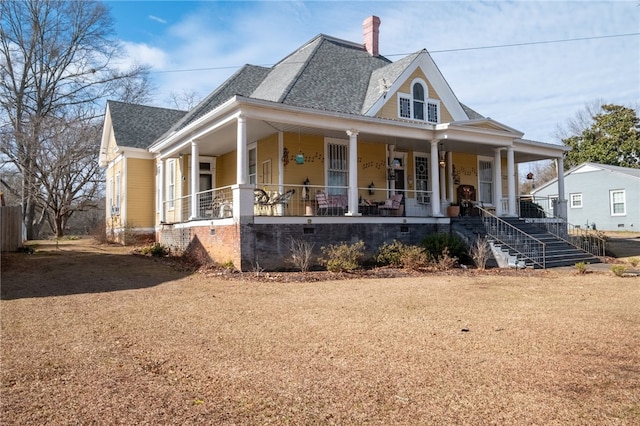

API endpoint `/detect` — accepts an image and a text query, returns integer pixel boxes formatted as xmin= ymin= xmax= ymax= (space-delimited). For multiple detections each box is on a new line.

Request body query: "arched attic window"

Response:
xmin=397 ymin=79 xmax=440 ymax=123
xmin=413 ymin=83 xmax=425 ymax=120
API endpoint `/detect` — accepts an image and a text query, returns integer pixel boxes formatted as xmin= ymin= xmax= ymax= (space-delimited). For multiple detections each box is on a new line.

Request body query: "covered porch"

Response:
xmin=152 ymin=97 xmax=569 ymax=225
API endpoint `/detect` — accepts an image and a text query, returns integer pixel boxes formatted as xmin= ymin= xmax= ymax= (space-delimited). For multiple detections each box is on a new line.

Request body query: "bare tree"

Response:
xmin=0 ymin=0 xmax=150 ymax=239
xmin=553 ymin=100 xmax=604 ymax=142
xmin=34 ymin=114 xmax=103 ymax=237
xmin=166 ymin=89 xmax=201 ymax=111
xmin=520 ymin=160 xmax=558 ymax=194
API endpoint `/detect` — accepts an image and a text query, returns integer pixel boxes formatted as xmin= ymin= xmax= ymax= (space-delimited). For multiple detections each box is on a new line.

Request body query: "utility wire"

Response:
xmin=149 ymin=32 xmax=640 ymax=74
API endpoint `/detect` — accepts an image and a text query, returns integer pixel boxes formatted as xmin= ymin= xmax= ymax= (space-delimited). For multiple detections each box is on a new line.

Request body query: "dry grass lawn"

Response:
xmin=1 ymin=239 xmax=639 ymax=425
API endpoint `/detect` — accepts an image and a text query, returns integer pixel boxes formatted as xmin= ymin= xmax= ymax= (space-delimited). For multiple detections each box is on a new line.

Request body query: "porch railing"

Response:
xmin=162 ymin=185 xmax=440 ymax=221
xmin=479 ymin=206 xmax=546 ymax=269
xmin=254 ymin=185 xmax=434 ymax=218
xmin=518 ymin=195 xmax=606 ymax=258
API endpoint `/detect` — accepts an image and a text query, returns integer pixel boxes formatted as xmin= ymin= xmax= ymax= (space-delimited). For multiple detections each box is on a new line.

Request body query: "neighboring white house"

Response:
xmin=532 ymin=162 xmax=639 ymax=231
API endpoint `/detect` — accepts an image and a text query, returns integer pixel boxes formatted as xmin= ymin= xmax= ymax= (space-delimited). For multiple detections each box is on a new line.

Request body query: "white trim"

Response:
xmin=366 ymin=51 xmax=468 ymax=121
xmin=477 ymin=156 xmax=494 ymax=205
xmin=570 ymin=193 xmax=583 ymax=209
xmin=610 ymin=189 xmax=626 ymax=216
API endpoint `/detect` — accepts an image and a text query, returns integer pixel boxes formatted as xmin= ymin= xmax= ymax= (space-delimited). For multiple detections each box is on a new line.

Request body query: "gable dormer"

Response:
xmin=364 ymin=50 xmax=468 ymax=124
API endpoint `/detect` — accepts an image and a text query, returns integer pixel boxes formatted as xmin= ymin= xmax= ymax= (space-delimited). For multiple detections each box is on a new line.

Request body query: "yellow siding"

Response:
xmin=282 ymin=132 xmax=324 ymax=188
xmin=217 ymin=151 xmax=237 ymax=187
xmin=126 ymin=158 xmax=156 ymax=228
xmin=357 ymin=142 xmax=388 ymax=199
xmin=106 ymin=160 xmax=124 ymax=228
xmin=376 ymin=68 xmax=453 ymax=123
xmin=258 ymin=134 xmax=279 ymax=184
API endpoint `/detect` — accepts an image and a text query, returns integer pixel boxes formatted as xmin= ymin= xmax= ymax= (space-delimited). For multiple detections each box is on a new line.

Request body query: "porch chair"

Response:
xmin=269 ymin=189 xmax=295 ymax=216
xmin=378 ymin=194 xmax=404 ymax=216
xmin=316 ymin=190 xmax=346 ymax=216
xmin=254 ymin=188 xmax=270 ymax=215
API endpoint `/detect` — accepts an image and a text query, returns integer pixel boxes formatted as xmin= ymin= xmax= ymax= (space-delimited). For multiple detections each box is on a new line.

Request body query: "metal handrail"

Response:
xmin=518 ymin=196 xmax=605 ymax=258
xmin=478 ymin=206 xmax=547 ymax=269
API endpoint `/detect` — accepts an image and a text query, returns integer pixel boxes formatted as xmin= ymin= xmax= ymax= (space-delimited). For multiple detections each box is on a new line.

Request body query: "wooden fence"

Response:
xmin=1 ymin=206 xmax=23 ymax=252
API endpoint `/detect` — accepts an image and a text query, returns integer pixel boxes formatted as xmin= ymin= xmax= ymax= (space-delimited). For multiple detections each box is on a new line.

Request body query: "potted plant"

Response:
xmin=447 ymin=202 xmax=460 ymax=217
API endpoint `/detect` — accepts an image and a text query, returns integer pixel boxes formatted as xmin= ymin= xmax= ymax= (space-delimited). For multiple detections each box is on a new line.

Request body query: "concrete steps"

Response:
xmin=452 ymin=216 xmax=602 ymax=269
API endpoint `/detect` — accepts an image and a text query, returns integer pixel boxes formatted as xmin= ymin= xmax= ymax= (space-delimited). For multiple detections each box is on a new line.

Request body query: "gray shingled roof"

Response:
xmin=268 ymin=35 xmax=392 ymax=113
xmin=136 ymin=33 xmax=486 ymax=146
xmin=108 ymin=100 xmax=187 ymax=148
xmin=362 ymin=52 xmax=420 ymax=114
xmin=173 ymin=64 xmax=270 ymax=132
xmin=461 ymin=103 xmax=484 ymax=120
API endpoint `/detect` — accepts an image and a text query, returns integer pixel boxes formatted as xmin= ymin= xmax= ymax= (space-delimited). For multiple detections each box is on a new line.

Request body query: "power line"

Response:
xmin=149 ymin=32 xmax=640 ymax=75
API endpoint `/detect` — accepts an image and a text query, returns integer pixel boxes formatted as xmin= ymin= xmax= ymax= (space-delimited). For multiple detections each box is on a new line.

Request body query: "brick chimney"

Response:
xmin=363 ymin=16 xmax=381 ymax=56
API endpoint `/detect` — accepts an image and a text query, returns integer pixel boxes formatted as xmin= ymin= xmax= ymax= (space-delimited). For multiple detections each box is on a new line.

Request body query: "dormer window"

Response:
xmin=397 ymin=79 xmax=440 ymax=123
xmin=413 ymin=83 xmax=425 ymax=120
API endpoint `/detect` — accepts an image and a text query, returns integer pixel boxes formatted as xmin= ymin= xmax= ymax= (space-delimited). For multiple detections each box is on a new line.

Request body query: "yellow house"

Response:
xmin=101 ymin=16 xmax=591 ymax=270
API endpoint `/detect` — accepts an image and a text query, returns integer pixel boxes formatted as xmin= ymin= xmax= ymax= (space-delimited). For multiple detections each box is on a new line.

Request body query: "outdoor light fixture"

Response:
xmin=368 ymin=182 xmax=375 ymax=195
xmin=303 ymin=177 xmax=310 ymax=200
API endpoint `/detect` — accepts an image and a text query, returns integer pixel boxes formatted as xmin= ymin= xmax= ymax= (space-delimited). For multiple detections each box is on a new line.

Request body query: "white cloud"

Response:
xmin=121 ymin=41 xmax=168 ymax=70
xmin=148 ymin=15 xmax=167 ymax=24
xmin=114 ymin=1 xmax=639 ymax=143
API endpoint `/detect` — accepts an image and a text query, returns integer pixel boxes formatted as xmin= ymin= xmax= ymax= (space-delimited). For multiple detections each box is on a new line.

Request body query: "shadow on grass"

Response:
xmin=1 ymin=248 xmax=192 ymax=300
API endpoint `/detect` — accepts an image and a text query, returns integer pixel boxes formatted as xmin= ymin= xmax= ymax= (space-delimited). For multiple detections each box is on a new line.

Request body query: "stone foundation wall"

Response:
xmin=158 ymin=221 xmax=448 ymax=272
xmin=240 ymin=222 xmax=447 ymax=271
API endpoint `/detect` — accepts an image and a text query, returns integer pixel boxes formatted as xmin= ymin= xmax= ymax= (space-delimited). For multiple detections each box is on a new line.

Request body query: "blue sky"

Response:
xmin=107 ymin=1 xmax=639 ymax=144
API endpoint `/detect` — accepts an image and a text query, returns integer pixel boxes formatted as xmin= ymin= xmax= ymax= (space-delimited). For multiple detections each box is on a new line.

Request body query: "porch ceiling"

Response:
xmin=175 ymin=115 xmax=564 ymax=164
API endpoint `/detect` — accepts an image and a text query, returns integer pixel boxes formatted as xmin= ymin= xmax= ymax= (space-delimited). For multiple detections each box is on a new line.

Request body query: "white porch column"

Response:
xmin=277 ymin=131 xmax=284 ymax=187
xmin=507 ymin=146 xmax=516 ymax=216
xmin=493 ymin=148 xmax=503 ymax=216
xmin=159 ymin=159 xmax=166 ymax=223
xmin=189 ymin=141 xmax=200 ymax=219
xmin=446 ymin=151 xmax=454 ymax=202
xmin=236 ymin=114 xmax=247 ymax=185
xmin=556 ymin=156 xmax=567 ymax=219
xmin=430 ymin=140 xmax=442 ymax=216
xmin=346 ymin=129 xmax=361 ymax=216
xmin=439 ymin=154 xmax=446 ymax=204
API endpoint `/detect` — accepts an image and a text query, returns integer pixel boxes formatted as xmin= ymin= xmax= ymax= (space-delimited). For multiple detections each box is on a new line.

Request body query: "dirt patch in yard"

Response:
xmin=1 ymin=238 xmax=639 ymax=424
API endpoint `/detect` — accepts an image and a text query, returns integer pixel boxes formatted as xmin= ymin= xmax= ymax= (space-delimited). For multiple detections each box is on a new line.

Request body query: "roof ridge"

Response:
xmin=107 ymin=99 xmax=187 ymax=114
xmin=277 ymin=36 xmax=326 ymax=103
xmin=168 ymin=64 xmax=269 ymax=133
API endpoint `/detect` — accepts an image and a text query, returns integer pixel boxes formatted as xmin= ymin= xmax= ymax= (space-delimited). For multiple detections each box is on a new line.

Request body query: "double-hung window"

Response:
xmin=326 ymin=141 xmax=348 ymax=195
xmin=168 ymin=160 xmax=175 ymax=210
xmin=114 ymin=172 xmax=121 ymax=215
xmin=570 ymin=193 xmax=582 ymax=208
xmin=478 ymin=159 xmax=493 ymax=204
xmin=610 ymin=190 xmax=625 ymax=215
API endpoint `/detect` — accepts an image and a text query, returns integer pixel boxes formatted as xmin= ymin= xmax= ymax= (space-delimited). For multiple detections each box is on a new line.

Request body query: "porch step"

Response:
xmin=453 ymin=216 xmax=602 ymax=269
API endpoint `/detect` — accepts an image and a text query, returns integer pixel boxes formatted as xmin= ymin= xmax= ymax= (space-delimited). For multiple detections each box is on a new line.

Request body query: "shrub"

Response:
xmin=320 ymin=240 xmax=365 ymax=272
xmin=289 ymin=238 xmax=315 ymax=272
xmin=575 ymin=262 xmax=589 ymax=274
xmin=376 ymin=240 xmax=432 ymax=270
xmin=469 ymin=236 xmax=491 ymax=270
xmin=628 ymin=257 xmax=639 ymax=268
xmin=611 ymin=265 xmax=627 ymax=277
xmin=422 ymin=233 xmax=466 ymax=262
xmin=434 ymin=247 xmax=458 ymax=271
xmin=400 ymin=245 xmax=432 ymax=270
xmin=376 ymin=240 xmax=405 ymax=267
xmin=140 ymin=242 xmax=169 ymax=257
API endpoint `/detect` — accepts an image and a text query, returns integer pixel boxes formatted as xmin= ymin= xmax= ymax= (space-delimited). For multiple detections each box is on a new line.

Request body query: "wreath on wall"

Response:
xmin=282 ymin=147 xmax=289 ymax=167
